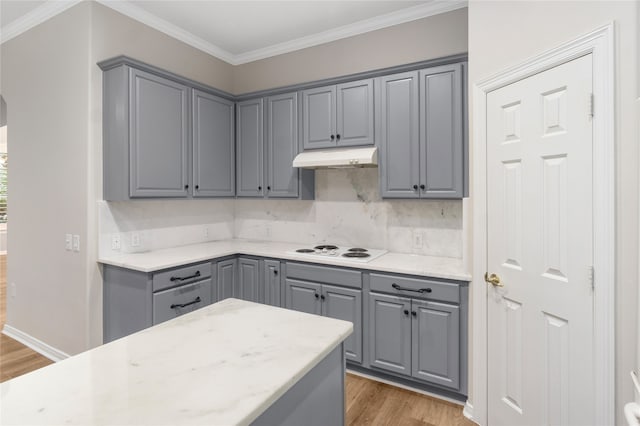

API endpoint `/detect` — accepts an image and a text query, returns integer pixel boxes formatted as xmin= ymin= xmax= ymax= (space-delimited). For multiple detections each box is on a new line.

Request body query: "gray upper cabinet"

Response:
xmin=377 ymin=71 xmax=420 ymax=199
xmin=285 ymin=279 xmax=322 ymax=315
xmin=368 ymin=292 xmax=412 ymax=376
xmin=377 ymin=63 xmax=465 ymax=199
xmin=238 ymin=257 xmax=262 ymax=303
xmin=302 ymin=79 xmax=373 ymax=150
xmin=263 ymin=260 xmax=281 ymax=307
xmin=216 ymin=258 xmax=237 ymax=301
xmin=129 ymin=68 xmax=189 ymax=198
xmin=411 ymin=300 xmax=460 ymax=390
xmin=192 ymin=90 xmax=235 ymax=197
xmin=236 ymin=99 xmax=264 ymax=197
xmin=266 ymin=93 xmax=299 ymax=198
xmin=322 ymin=284 xmax=362 ymax=364
xmin=419 ymin=64 xmax=463 ymax=198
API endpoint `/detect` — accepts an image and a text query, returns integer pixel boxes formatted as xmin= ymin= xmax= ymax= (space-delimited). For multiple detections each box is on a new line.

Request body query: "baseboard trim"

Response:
xmin=463 ymin=401 xmax=478 ymax=424
xmin=2 ymin=324 xmax=70 ymax=362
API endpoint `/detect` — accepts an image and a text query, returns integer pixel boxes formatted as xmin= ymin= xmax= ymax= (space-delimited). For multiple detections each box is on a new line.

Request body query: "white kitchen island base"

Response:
xmin=0 ymin=299 xmax=352 ymax=425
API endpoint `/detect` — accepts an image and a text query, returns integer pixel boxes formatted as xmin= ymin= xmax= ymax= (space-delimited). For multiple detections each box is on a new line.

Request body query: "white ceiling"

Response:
xmin=0 ymin=0 xmax=467 ymax=65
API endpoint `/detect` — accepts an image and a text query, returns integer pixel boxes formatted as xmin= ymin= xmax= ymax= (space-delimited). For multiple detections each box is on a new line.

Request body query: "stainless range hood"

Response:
xmin=292 ymin=146 xmax=378 ymax=169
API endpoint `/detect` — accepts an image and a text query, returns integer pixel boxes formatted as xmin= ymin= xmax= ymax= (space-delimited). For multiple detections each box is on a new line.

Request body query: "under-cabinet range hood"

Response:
xmin=292 ymin=146 xmax=378 ymax=169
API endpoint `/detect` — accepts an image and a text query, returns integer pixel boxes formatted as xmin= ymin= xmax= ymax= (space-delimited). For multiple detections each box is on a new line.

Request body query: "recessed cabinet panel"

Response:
xmin=266 ymin=93 xmax=299 ymax=198
xmin=377 ymin=72 xmax=420 ymax=198
xmin=238 ymin=257 xmax=262 ymax=303
xmin=322 ymin=285 xmax=362 ymax=363
xmin=285 ymin=279 xmax=321 ymax=315
xmin=336 ymin=79 xmax=374 ymax=147
xmin=129 ymin=68 xmax=189 ymax=197
xmin=216 ymin=258 xmax=237 ymax=301
xmin=192 ymin=90 xmax=235 ymax=197
xmin=302 ymin=86 xmax=336 ymax=149
xmin=368 ymin=292 xmax=412 ymax=376
xmin=236 ymin=99 xmax=264 ymax=197
xmin=263 ymin=260 xmax=281 ymax=307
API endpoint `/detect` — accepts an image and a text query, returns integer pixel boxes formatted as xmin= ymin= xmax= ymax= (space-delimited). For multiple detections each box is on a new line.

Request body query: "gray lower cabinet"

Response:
xmin=322 ymin=284 xmax=363 ymax=364
xmin=192 ymin=90 xmax=235 ymax=197
xmin=368 ymin=292 xmax=412 ymax=375
xmin=302 ymin=79 xmax=374 ymax=150
xmin=216 ymin=258 xmax=238 ymax=301
xmin=285 ymin=279 xmax=322 ymax=315
xmin=263 ymin=259 xmax=282 ymax=307
xmin=238 ymin=257 xmax=262 ymax=303
xmin=153 ymin=278 xmax=212 ymax=324
xmin=378 ymin=63 xmax=465 ymax=199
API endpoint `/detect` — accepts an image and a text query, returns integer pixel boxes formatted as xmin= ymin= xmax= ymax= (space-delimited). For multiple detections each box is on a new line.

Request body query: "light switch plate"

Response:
xmin=72 ymin=235 xmax=80 ymax=252
xmin=65 ymin=234 xmax=72 ymax=251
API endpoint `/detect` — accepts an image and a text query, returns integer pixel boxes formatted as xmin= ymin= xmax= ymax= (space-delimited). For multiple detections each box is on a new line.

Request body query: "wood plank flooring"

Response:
xmin=0 ymin=254 xmax=472 ymax=425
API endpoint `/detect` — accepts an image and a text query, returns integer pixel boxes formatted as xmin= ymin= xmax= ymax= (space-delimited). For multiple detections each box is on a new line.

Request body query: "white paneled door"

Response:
xmin=486 ymin=54 xmax=595 ymax=425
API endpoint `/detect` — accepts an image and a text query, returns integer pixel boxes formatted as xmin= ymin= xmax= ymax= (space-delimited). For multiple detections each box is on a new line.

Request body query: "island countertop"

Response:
xmin=0 ymin=299 xmax=353 ymax=425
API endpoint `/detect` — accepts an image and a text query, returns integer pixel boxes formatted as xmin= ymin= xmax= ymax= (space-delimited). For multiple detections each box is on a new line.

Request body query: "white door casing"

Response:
xmin=487 ymin=54 xmax=594 ymax=425
xmin=468 ymin=24 xmax=614 ymax=426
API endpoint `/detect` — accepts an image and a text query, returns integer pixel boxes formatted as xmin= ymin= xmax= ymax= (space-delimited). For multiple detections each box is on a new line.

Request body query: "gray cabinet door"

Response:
xmin=368 ymin=292 xmax=411 ymax=376
xmin=336 ymin=79 xmax=374 ymax=147
xmin=129 ymin=68 xmax=189 ymax=197
xmin=236 ymin=99 xmax=264 ymax=197
xmin=322 ymin=284 xmax=362 ymax=364
xmin=419 ymin=64 xmax=463 ymax=198
xmin=216 ymin=258 xmax=237 ymax=301
xmin=238 ymin=257 xmax=262 ymax=303
xmin=302 ymin=86 xmax=336 ymax=149
xmin=192 ymin=90 xmax=235 ymax=197
xmin=263 ymin=260 xmax=281 ymax=307
xmin=152 ymin=278 xmax=212 ymax=325
xmin=411 ymin=300 xmax=460 ymax=390
xmin=285 ymin=279 xmax=321 ymax=315
xmin=266 ymin=92 xmax=299 ymax=198
xmin=377 ymin=71 xmax=420 ymax=198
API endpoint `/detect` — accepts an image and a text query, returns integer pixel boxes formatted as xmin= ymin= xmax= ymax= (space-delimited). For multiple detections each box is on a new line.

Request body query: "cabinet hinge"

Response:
xmin=589 ymin=93 xmax=595 ymax=118
xmin=588 ymin=266 xmax=595 ymax=290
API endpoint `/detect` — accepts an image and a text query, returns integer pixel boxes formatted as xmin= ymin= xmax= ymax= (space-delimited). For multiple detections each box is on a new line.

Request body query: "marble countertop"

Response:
xmin=98 ymin=239 xmax=471 ymax=281
xmin=0 ymin=299 xmax=353 ymax=425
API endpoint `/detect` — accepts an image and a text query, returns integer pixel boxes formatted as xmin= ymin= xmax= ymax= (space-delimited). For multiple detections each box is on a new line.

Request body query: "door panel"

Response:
xmin=236 ymin=99 xmax=263 ymax=197
xmin=216 ymin=259 xmax=237 ymax=301
xmin=368 ymin=292 xmax=411 ymax=376
xmin=336 ymin=79 xmax=374 ymax=147
xmin=266 ymin=93 xmax=299 ymax=198
xmin=129 ymin=68 xmax=188 ymax=197
xmin=238 ymin=258 xmax=262 ymax=303
xmin=487 ymin=54 xmax=594 ymax=425
xmin=411 ymin=300 xmax=460 ymax=390
xmin=322 ymin=285 xmax=362 ymax=364
xmin=263 ymin=260 xmax=281 ymax=307
xmin=192 ymin=90 xmax=235 ymax=197
xmin=302 ymin=86 xmax=336 ymax=149
xmin=284 ymin=279 xmax=321 ymax=315
xmin=377 ymin=72 xmax=420 ymax=198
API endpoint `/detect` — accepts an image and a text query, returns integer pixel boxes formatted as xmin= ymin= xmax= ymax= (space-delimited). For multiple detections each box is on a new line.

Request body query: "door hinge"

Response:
xmin=588 ymin=266 xmax=595 ymax=290
xmin=589 ymin=93 xmax=595 ymax=118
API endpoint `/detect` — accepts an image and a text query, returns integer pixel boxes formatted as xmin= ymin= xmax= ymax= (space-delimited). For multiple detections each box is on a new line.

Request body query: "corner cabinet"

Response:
xmin=302 ymin=79 xmax=374 ymax=149
xmin=378 ymin=63 xmax=466 ymax=199
xmin=101 ymin=61 xmax=235 ymax=200
xmin=236 ymin=93 xmax=314 ymax=199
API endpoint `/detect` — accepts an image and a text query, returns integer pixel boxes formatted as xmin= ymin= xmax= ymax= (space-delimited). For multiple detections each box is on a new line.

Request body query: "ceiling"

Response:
xmin=0 ymin=0 xmax=466 ymax=65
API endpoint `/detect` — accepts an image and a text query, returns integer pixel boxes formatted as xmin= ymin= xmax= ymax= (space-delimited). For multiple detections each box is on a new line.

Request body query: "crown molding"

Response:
xmin=0 ymin=0 xmax=83 ymax=44
xmin=97 ymin=0 xmax=467 ymax=66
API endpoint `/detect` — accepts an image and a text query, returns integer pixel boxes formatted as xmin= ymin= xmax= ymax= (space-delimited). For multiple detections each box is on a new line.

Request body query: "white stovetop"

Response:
xmin=98 ymin=239 xmax=471 ymax=281
xmin=0 ymin=299 xmax=352 ymax=426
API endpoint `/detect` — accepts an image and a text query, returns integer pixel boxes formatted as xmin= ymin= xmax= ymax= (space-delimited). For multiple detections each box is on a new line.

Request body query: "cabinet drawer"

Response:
xmin=153 ymin=279 xmax=212 ymax=325
xmin=153 ymin=262 xmax=212 ymax=292
xmin=286 ymin=262 xmax=362 ymax=289
xmin=369 ymin=273 xmax=460 ymax=304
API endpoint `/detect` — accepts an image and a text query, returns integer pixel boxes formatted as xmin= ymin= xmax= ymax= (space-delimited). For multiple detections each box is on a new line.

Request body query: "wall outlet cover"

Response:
xmin=111 ymin=234 xmax=121 ymax=250
xmin=131 ymin=233 xmax=140 ymax=247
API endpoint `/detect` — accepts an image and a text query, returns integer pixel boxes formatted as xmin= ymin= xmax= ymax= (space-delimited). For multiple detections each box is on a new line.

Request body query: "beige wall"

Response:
xmin=233 ymin=8 xmax=468 ymax=94
xmin=0 ymin=2 xmax=92 ymax=354
xmin=468 ymin=1 xmax=639 ymax=423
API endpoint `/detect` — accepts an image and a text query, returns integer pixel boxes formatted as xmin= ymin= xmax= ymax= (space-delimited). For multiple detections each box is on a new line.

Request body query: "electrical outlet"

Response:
xmin=412 ymin=231 xmax=423 ymax=249
xmin=203 ymin=226 xmax=209 ymax=240
xmin=72 ymin=235 xmax=80 ymax=252
xmin=111 ymin=234 xmax=121 ymax=250
xmin=131 ymin=232 xmax=140 ymax=247
xmin=65 ymin=234 xmax=72 ymax=251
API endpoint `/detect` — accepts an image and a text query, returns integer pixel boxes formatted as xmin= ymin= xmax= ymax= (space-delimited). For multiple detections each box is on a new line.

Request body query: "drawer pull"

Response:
xmin=170 ymin=270 xmax=201 ymax=282
xmin=170 ymin=296 xmax=201 ymax=309
xmin=392 ymin=283 xmax=432 ymax=294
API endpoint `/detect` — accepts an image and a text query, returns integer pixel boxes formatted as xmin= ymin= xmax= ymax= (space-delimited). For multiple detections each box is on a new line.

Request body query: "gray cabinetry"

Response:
xmin=216 ymin=258 xmax=238 ymax=301
xmin=263 ymin=259 xmax=282 ymax=307
xmin=378 ymin=63 xmax=465 ymax=199
xmin=266 ymin=93 xmax=299 ymax=198
xmin=130 ymin=68 xmax=189 ymax=198
xmin=153 ymin=279 xmax=212 ymax=325
xmin=285 ymin=279 xmax=322 ymax=315
xmin=236 ymin=99 xmax=264 ymax=197
xmin=302 ymin=79 xmax=373 ymax=150
xmin=192 ymin=90 xmax=235 ymax=197
xmin=322 ymin=284 xmax=363 ymax=364
xmin=238 ymin=257 xmax=262 ymax=303
xmin=368 ymin=292 xmax=412 ymax=375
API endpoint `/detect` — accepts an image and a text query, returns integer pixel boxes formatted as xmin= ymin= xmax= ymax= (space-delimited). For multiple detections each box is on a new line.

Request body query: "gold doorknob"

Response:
xmin=484 ymin=272 xmax=504 ymax=287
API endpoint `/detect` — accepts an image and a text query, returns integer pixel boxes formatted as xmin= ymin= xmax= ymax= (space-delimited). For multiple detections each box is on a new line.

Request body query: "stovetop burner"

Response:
xmin=314 ymin=245 xmax=338 ymax=250
xmin=342 ymin=252 xmax=371 ymax=258
xmin=295 ymin=249 xmax=315 ymax=253
xmin=347 ymin=248 xmax=368 ymax=252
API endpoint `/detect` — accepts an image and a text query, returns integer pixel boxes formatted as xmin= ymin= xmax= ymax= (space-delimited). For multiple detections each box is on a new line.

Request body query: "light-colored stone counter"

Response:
xmin=0 ymin=299 xmax=353 ymax=426
xmin=98 ymin=239 xmax=471 ymax=281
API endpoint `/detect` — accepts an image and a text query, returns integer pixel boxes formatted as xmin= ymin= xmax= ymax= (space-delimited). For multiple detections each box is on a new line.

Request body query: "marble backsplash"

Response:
xmin=99 ymin=168 xmax=462 ymax=258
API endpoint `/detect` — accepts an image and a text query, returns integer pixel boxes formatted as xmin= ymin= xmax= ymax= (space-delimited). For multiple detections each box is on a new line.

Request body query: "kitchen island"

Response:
xmin=0 ymin=299 xmax=352 ymax=425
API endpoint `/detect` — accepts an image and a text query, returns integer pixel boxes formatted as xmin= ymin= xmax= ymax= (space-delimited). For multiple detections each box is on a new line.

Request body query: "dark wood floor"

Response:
xmin=0 ymin=255 xmax=473 ymax=425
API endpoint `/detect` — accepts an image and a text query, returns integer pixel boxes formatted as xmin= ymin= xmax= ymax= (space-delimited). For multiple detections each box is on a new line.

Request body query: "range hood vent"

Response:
xmin=292 ymin=147 xmax=378 ymax=169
